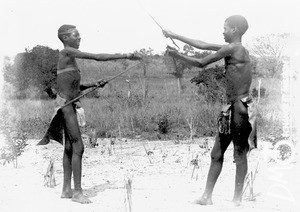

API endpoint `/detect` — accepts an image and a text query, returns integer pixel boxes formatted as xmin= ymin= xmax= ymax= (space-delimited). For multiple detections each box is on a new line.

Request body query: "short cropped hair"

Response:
xmin=58 ymin=24 xmax=76 ymax=42
xmin=225 ymin=15 xmax=248 ymax=36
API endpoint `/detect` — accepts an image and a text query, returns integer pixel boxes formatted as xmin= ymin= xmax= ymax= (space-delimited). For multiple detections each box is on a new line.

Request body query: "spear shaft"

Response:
xmin=139 ymin=2 xmax=180 ymax=50
xmin=60 ymin=62 xmax=141 ymax=109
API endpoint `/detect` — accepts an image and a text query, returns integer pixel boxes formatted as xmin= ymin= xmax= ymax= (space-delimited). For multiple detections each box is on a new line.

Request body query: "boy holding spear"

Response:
xmin=163 ymin=15 xmax=256 ymax=206
xmin=38 ymin=24 xmax=140 ymax=204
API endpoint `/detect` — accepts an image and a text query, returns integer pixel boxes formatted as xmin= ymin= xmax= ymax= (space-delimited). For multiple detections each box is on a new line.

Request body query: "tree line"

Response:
xmin=2 ymin=33 xmax=288 ymax=101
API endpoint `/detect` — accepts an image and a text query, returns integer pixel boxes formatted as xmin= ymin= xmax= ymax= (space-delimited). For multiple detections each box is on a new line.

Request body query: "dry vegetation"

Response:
xmin=1 ymin=57 xmax=283 ymax=143
xmin=1 ymin=57 xmax=298 ymax=212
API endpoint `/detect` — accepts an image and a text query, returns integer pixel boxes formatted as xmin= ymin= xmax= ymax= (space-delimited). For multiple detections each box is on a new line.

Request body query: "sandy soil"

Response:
xmin=0 ymin=137 xmax=299 ymax=212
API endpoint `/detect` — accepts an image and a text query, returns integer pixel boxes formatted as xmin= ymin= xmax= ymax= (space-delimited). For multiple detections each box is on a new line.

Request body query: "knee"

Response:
xmin=73 ymin=142 xmax=84 ymax=156
xmin=210 ymin=150 xmax=223 ymax=163
xmin=233 ymin=150 xmax=247 ymax=164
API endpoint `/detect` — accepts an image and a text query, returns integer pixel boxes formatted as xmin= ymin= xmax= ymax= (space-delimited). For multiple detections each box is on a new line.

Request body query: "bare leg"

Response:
xmin=232 ymin=150 xmax=248 ymax=206
xmin=71 ymin=141 xmax=91 ymax=204
xmin=61 ymin=104 xmax=92 ymax=204
xmin=61 ymin=132 xmax=73 ymax=198
xmin=231 ymin=100 xmax=251 ymax=206
xmin=194 ymin=133 xmax=231 ymax=205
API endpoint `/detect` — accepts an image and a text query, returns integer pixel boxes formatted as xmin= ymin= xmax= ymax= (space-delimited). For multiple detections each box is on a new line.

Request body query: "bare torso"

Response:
xmin=56 ymin=49 xmax=81 ymax=100
xmin=224 ymin=43 xmax=252 ymax=103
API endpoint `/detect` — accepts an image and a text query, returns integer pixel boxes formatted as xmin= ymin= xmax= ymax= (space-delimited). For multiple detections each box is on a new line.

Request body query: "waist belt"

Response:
xmin=57 ymin=67 xmax=79 ymax=75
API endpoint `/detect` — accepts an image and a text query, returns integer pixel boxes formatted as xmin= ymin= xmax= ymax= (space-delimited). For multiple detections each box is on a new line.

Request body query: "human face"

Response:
xmin=64 ymin=29 xmax=81 ymax=49
xmin=223 ymin=22 xmax=233 ymax=43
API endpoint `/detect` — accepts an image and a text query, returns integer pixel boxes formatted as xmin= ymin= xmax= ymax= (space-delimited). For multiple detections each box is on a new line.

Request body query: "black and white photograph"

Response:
xmin=0 ymin=0 xmax=299 ymax=211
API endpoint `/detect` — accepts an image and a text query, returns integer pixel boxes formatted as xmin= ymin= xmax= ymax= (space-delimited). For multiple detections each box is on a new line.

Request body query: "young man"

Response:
xmin=38 ymin=24 xmax=140 ymax=204
xmin=163 ymin=15 xmax=255 ymax=206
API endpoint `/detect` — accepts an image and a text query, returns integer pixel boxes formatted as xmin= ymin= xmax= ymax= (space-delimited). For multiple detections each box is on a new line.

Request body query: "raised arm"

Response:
xmin=62 ymin=47 xmax=140 ymax=61
xmin=167 ymin=45 xmax=232 ymax=68
xmin=163 ymin=30 xmax=222 ymax=51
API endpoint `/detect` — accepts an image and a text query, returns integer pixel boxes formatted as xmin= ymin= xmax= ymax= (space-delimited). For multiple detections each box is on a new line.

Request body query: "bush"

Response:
xmin=191 ymin=65 xmax=227 ymax=104
xmin=156 ymin=113 xmax=171 ymax=134
xmin=3 ymin=45 xmax=58 ymax=96
xmin=0 ymin=106 xmax=28 ymax=167
xmin=19 ymin=117 xmax=50 ymax=138
xmin=0 ymin=131 xmax=28 ymax=167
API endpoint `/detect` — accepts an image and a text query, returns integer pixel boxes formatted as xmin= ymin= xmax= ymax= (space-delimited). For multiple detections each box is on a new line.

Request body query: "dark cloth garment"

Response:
xmin=217 ymin=96 xmax=257 ymax=150
xmin=37 ymin=95 xmax=68 ymax=145
xmin=37 ymin=95 xmax=85 ymax=145
xmin=38 ymin=108 xmax=64 ymax=145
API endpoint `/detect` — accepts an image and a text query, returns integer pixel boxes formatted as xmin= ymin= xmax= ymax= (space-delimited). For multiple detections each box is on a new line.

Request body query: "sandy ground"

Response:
xmin=0 ymin=137 xmax=299 ymax=212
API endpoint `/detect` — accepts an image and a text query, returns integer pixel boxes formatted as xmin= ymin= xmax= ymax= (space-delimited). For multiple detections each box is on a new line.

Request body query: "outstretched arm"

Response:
xmin=62 ymin=47 xmax=141 ymax=61
xmin=167 ymin=45 xmax=232 ymax=68
xmin=163 ymin=30 xmax=222 ymax=51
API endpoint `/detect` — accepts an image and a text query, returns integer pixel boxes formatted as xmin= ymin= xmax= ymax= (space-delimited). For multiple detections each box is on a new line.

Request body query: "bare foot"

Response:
xmin=193 ymin=196 xmax=213 ymax=205
xmin=61 ymin=190 xmax=73 ymax=199
xmin=232 ymin=199 xmax=242 ymax=207
xmin=72 ymin=190 xmax=92 ymax=204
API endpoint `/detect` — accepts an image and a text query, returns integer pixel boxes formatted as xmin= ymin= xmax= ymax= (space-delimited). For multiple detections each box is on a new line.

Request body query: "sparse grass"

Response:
xmin=5 ymin=99 xmax=54 ymax=138
xmin=1 ymin=74 xmax=282 ymax=142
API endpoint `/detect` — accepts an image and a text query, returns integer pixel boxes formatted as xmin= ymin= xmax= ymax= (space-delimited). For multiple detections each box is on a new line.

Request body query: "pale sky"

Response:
xmin=0 ymin=0 xmax=299 ymax=57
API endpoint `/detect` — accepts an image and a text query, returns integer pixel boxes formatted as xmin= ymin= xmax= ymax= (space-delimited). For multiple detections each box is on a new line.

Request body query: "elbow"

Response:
xmin=196 ymin=60 xmax=204 ymax=68
xmin=197 ymin=62 xmax=204 ymax=68
xmin=189 ymin=60 xmax=202 ymax=68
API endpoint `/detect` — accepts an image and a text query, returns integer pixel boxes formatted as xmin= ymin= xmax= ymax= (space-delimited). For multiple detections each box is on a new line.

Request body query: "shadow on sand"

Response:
xmin=83 ymin=181 xmax=123 ymax=198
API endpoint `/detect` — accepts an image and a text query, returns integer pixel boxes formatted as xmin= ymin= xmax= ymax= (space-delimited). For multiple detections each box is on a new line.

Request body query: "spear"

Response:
xmin=138 ymin=1 xmax=180 ymax=50
xmin=60 ymin=62 xmax=142 ymax=109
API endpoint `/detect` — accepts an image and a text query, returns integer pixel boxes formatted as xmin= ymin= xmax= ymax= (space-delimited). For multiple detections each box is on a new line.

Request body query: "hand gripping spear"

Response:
xmin=60 ymin=62 xmax=142 ymax=109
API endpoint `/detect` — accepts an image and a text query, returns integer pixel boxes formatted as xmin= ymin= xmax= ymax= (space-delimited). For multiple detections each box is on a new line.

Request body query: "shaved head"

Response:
xmin=225 ymin=15 xmax=248 ymax=36
xmin=58 ymin=24 xmax=76 ymax=42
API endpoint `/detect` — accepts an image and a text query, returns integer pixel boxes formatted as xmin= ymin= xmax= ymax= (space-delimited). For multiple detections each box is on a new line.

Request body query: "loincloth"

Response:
xmin=217 ymin=96 xmax=257 ymax=150
xmin=54 ymin=94 xmax=86 ymax=127
xmin=39 ymin=94 xmax=86 ymax=145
